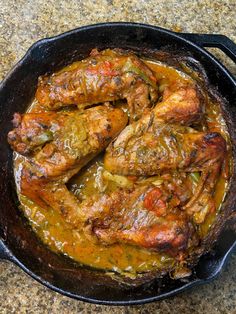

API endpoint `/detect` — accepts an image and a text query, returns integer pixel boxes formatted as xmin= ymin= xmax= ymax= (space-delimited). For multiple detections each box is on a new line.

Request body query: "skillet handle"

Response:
xmin=0 ymin=239 xmax=12 ymax=261
xmin=178 ymin=33 xmax=236 ymax=63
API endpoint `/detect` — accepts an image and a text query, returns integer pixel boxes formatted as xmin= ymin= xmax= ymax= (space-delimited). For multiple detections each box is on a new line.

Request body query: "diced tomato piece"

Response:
xmin=127 ymin=175 xmax=138 ymax=182
xmin=143 ymin=187 xmax=167 ymax=216
xmin=86 ymin=61 xmax=119 ymax=76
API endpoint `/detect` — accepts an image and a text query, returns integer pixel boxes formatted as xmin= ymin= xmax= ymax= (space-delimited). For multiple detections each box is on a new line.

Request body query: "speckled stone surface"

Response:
xmin=0 ymin=0 xmax=236 ymax=313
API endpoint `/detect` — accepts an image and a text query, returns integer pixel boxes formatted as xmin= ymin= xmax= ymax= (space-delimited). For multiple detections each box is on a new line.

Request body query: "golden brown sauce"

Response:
xmin=14 ymin=60 xmax=230 ymax=276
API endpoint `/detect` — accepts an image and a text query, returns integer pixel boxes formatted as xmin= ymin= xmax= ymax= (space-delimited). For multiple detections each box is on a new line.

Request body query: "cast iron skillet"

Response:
xmin=0 ymin=23 xmax=236 ymax=305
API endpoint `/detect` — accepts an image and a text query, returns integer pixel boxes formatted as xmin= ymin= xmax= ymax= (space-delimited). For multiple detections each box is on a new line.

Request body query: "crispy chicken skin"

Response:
xmin=36 ymin=49 xmax=158 ymax=121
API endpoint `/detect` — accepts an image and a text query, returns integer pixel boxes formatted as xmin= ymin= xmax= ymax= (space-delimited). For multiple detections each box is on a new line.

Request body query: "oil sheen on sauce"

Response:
xmin=14 ymin=60 xmax=231 ymax=277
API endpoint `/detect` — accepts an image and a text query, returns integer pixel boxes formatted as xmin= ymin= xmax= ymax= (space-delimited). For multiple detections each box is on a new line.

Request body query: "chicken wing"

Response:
xmin=36 ymin=49 xmax=158 ymax=121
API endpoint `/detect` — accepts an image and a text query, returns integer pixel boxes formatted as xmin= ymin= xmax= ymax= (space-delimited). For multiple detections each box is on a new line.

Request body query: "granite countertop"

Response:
xmin=0 ymin=0 xmax=236 ymax=313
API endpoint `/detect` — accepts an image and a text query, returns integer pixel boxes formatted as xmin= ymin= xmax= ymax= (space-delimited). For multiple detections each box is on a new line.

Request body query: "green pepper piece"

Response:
xmin=190 ymin=172 xmax=200 ymax=184
xmin=123 ymin=59 xmax=156 ymax=88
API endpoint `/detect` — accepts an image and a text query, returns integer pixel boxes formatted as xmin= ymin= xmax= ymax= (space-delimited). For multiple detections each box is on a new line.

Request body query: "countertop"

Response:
xmin=0 ymin=0 xmax=236 ymax=313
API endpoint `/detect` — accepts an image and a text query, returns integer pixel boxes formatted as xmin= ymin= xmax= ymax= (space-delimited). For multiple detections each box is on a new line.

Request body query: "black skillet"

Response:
xmin=0 ymin=23 xmax=236 ymax=305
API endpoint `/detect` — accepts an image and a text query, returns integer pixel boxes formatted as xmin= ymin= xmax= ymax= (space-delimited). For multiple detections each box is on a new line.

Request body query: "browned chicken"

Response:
xmin=104 ymin=101 xmax=226 ymax=224
xmin=155 ymin=86 xmax=202 ymax=125
xmin=8 ymin=105 xmax=128 ymax=223
xmin=89 ymin=185 xmax=194 ymax=255
xmin=36 ymin=49 xmax=158 ymax=121
xmin=102 ymin=85 xmax=204 ymax=176
xmin=104 ymin=123 xmax=225 ymax=177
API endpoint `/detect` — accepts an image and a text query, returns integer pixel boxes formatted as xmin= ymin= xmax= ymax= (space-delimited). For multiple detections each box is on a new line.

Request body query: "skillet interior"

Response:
xmin=0 ymin=23 xmax=235 ymax=304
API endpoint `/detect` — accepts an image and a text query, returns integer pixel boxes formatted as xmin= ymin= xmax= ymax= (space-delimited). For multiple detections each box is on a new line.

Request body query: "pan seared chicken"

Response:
xmin=8 ymin=105 xmax=128 ymax=223
xmin=36 ymin=49 xmax=158 ymax=121
xmin=153 ymin=86 xmax=202 ymax=125
xmin=8 ymin=49 xmax=229 ymax=279
xmin=90 ymin=184 xmax=196 ymax=255
xmin=104 ymin=99 xmax=226 ymax=224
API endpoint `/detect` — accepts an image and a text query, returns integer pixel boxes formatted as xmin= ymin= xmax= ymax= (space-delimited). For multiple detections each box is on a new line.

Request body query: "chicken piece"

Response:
xmin=104 ymin=122 xmax=226 ymax=176
xmin=8 ymin=111 xmax=60 ymax=155
xmin=9 ymin=105 xmax=127 ymax=176
xmin=8 ymin=105 xmax=128 ymax=222
xmin=39 ymin=182 xmax=195 ymax=255
xmin=36 ymin=49 xmax=158 ymax=121
xmin=20 ymin=170 xmax=196 ymax=256
xmin=45 ymin=182 xmax=193 ymax=254
xmin=103 ymin=86 xmax=203 ymax=175
xmin=89 ymin=186 xmax=195 ymax=255
xmin=104 ymin=104 xmax=226 ymax=224
xmin=104 ymin=84 xmax=222 ymax=176
xmin=155 ymin=86 xmax=202 ymax=125
xmin=101 ymin=86 xmax=201 ymax=169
